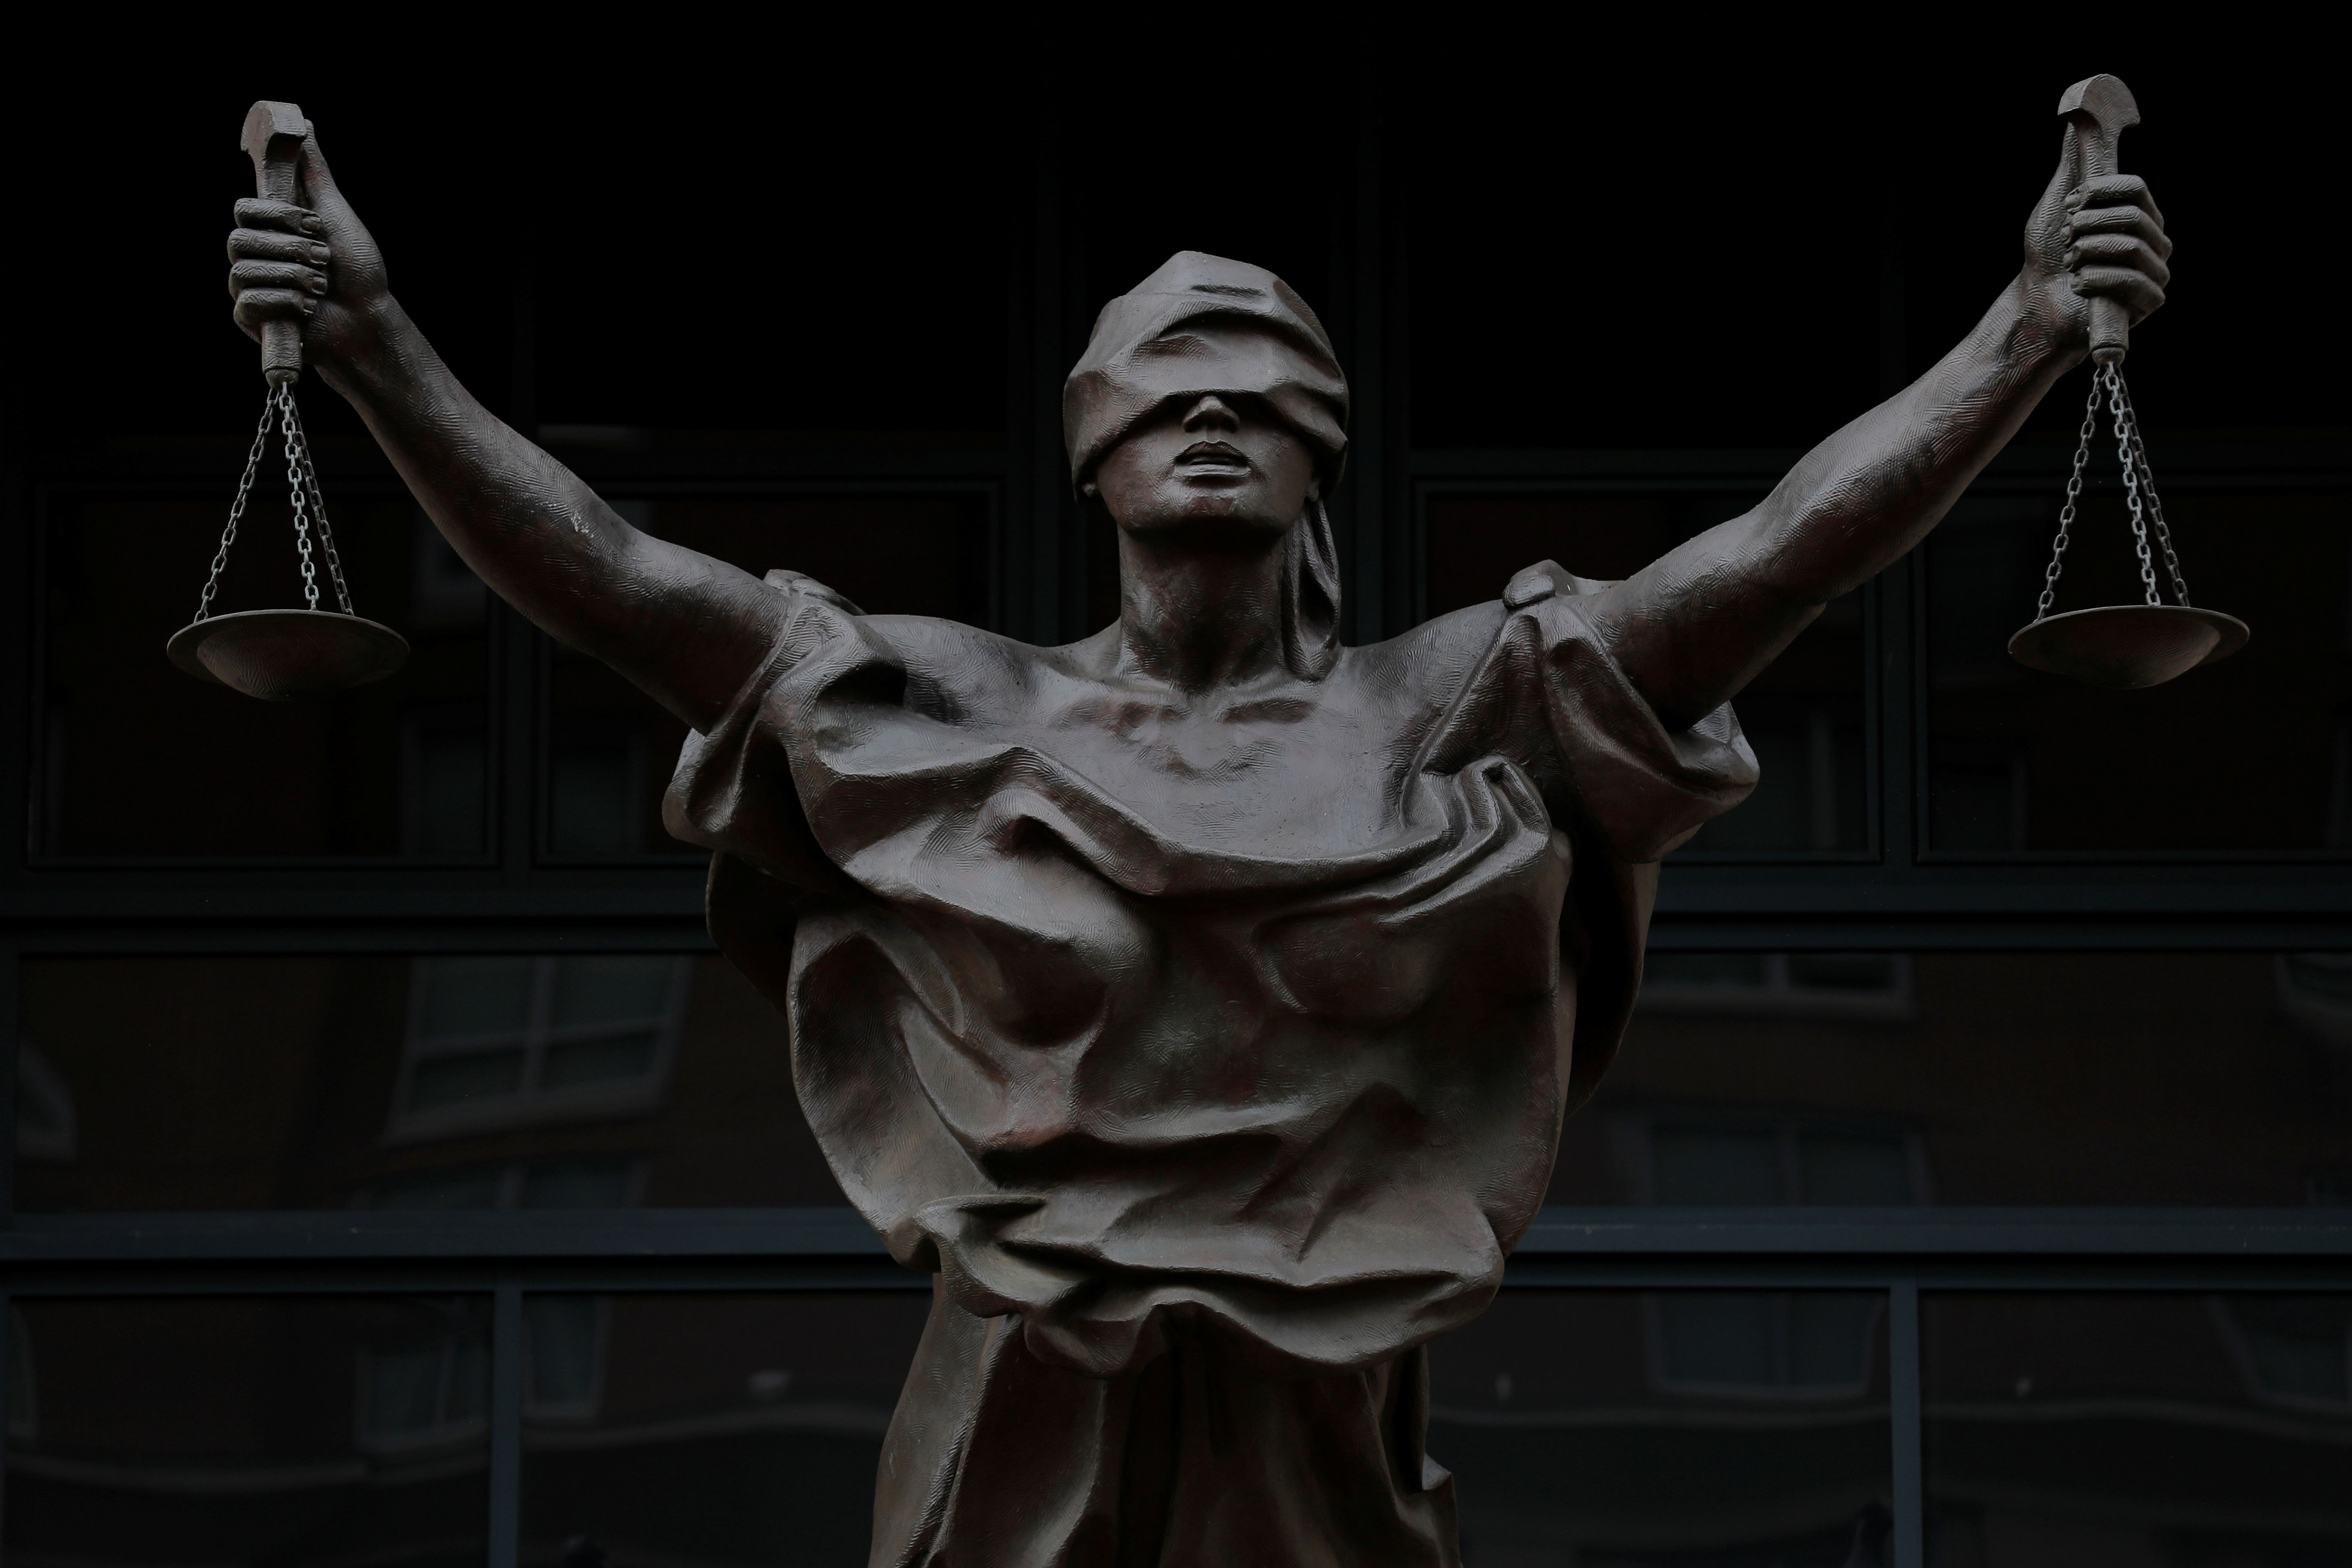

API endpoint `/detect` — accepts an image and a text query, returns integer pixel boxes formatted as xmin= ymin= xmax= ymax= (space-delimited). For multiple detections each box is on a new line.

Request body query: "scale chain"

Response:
xmin=2104 ymin=363 xmax=2164 ymax=608
xmin=2034 ymin=372 xmax=2105 ymax=621
xmin=276 ymin=382 xmax=322 ymax=611
xmin=2116 ymin=374 xmax=2192 ymax=607
xmin=282 ymin=389 xmax=356 ymax=615
xmin=193 ymin=390 xmax=278 ymax=623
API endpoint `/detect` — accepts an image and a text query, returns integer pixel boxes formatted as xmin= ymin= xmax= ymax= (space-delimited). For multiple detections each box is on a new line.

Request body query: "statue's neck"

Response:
xmin=1113 ymin=527 xmax=1289 ymax=694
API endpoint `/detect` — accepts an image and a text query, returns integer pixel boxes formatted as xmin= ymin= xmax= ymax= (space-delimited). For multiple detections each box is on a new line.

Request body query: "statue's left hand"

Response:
xmin=2020 ymin=133 xmax=2173 ymax=351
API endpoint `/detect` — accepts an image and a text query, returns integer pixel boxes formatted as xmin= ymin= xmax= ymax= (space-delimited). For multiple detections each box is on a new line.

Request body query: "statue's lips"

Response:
xmin=1175 ymin=441 xmax=1250 ymax=476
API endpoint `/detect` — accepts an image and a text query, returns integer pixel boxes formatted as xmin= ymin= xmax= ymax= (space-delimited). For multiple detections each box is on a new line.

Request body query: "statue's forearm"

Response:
xmin=1592 ymin=278 xmax=2077 ymax=729
xmin=1748 ymin=277 xmax=2076 ymax=599
xmin=318 ymin=299 xmax=785 ymax=729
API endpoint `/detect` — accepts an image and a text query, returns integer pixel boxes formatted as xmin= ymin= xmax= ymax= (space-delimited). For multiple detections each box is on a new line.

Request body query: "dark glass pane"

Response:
xmin=1552 ymin=952 xmax=2352 ymax=1207
xmin=520 ymin=1292 xmax=928 ymax=1566
xmin=1924 ymin=1293 xmax=2352 ymax=1566
xmin=1926 ymin=491 xmax=2352 ymax=853
xmin=530 ymin=80 xmax=1006 ymax=437
xmin=1067 ymin=89 xmax=1336 ymax=358
xmin=17 ymin=954 xmax=844 ymax=1211
xmin=5 ymin=1296 xmax=488 ymax=1565
xmin=1430 ymin=1291 xmax=1892 ymax=1563
xmin=1408 ymin=74 xmax=1878 ymax=451
xmin=38 ymin=492 xmax=492 ymax=858
xmin=544 ymin=493 xmax=988 ymax=860
xmin=1425 ymin=494 xmax=1868 ymax=855
xmin=1403 ymin=61 xmax=2351 ymax=452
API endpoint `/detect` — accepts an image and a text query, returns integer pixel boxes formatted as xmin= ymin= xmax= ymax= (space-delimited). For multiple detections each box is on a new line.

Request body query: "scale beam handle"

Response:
xmin=2057 ymin=74 xmax=2140 ymax=367
xmin=242 ymin=100 xmax=312 ymax=386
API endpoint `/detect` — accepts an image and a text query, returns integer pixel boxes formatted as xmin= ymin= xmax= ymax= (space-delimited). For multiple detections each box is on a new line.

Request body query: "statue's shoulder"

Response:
xmin=1347 ymin=559 xmax=1616 ymax=685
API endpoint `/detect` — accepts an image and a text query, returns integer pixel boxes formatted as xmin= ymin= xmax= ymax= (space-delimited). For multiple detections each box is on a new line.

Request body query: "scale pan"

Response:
xmin=167 ymin=609 xmax=411 ymax=701
xmin=2007 ymin=604 xmax=2249 ymax=690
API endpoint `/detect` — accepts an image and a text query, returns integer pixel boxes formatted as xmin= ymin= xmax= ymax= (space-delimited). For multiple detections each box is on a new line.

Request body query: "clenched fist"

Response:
xmin=226 ymin=132 xmax=392 ymax=380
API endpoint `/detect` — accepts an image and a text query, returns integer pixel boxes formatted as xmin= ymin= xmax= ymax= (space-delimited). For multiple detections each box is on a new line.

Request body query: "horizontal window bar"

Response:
xmin=5 ymin=1208 xmax=2348 ymax=1269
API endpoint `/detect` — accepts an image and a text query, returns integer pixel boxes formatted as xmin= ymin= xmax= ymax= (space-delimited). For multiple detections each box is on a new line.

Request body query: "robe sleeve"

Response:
xmin=661 ymin=569 xmax=866 ymax=898
xmin=1430 ymin=559 xmax=1762 ymax=1116
xmin=660 ymin=571 xmax=871 ymax=1021
xmin=1509 ymin=559 xmax=1759 ymax=863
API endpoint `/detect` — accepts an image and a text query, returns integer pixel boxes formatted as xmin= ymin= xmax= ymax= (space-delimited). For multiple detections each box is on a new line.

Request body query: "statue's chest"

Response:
xmin=1020 ymin=685 xmax=1417 ymax=858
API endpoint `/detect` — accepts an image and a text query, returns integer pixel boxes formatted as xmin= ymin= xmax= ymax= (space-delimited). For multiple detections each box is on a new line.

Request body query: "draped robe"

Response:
xmin=665 ymin=558 xmax=1756 ymax=1567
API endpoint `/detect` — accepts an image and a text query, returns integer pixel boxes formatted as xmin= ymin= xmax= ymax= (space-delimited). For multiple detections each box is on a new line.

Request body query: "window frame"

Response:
xmin=5 ymin=79 xmax=2351 ymax=1568
xmin=387 ymin=954 xmax=694 ymax=1142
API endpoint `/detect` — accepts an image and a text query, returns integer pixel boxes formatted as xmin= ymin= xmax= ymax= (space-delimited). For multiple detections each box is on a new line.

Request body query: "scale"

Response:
xmin=171 ymin=87 xmax=2238 ymax=700
xmin=167 ymin=100 xmax=408 ymax=702
xmin=2005 ymin=74 xmax=2248 ymax=690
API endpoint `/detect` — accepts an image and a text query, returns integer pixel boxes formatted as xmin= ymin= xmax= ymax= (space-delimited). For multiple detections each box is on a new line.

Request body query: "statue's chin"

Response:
xmin=1114 ymin=496 xmax=1299 ymax=550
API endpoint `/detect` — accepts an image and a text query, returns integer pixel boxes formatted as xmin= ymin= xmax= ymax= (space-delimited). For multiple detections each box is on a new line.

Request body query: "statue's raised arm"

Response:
xmin=225 ymin=130 xmax=788 ymax=732
xmin=1586 ymin=112 xmax=2173 ymax=730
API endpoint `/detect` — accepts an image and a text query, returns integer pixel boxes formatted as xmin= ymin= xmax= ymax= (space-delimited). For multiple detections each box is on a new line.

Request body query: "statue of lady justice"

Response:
xmin=227 ymin=105 xmax=2169 ymax=1565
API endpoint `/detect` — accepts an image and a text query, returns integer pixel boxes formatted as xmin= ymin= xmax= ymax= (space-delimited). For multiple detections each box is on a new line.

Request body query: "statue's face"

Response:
xmin=1086 ymin=393 xmax=1319 ymax=545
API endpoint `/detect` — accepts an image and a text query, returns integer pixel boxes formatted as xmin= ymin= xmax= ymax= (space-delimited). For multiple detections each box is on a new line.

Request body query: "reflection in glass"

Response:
xmin=1551 ymin=952 xmax=2352 ymax=1207
xmin=392 ymin=956 xmax=688 ymax=1136
xmin=543 ymin=494 xmax=986 ymax=860
xmin=17 ymin=955 xmax=843 ymax=1212
xmin=1924 ymin=1293 xmax=2352 ymax=1566
xmin=1424 ymin=495 xmax=1868 ymax=855
xmin=1927 ymin=492 xmax=2352 ymax=852
xmin=4 ymin=1296 xmax=488 ymax=1565
xmin=1430 ymin=1291 xmax=1892 ymax=1565
xmin=520 ymin=1292 xmax=929 ymax=1566
xmin=38 ymin=495 xmax=492 ymax=858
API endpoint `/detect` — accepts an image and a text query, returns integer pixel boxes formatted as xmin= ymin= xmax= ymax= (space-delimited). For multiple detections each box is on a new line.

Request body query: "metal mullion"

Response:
xmin=1 ymin=940 xmax=17 ymax=1222
xmin=522 ymin=957 xmax=554 ymax=1098
xmin=1890 ymin=1278 xmax=1923 ymax=1568
xmin=0 ymin=1283 xmax=10 ymax=1543
xmin=489 ymin=1279 xmax=522 ymax=1568
xmin=1884 ymin=547 xmax=1922 ymax=869
xmin=497 ymin=601 xmax=536 ymax=881
xmin=1349 ymin=48 xmax=1388 ymax=646
xmin=0 ymin=1262 xmax=924 ymax=1297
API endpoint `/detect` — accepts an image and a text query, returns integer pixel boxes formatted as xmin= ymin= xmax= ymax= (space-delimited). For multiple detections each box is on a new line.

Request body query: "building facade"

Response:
xmin=5 ymin=43 xmax=2350 ymax=1568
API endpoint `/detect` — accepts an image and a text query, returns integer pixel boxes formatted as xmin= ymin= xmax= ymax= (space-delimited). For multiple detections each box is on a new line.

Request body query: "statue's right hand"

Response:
xmin=226 ymin=131 xmax=390 ymax=373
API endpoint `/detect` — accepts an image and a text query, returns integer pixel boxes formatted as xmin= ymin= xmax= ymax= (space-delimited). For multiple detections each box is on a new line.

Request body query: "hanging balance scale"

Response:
xmin=2005 ymin=75 xmax=2247 ymax=689
xmin=167 ymin=100 xmax=408 ymax=701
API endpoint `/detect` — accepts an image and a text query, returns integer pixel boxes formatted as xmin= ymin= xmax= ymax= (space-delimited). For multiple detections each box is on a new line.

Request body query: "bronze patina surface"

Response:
xmin=225 ymin=86 xmax=2173 ymax=1565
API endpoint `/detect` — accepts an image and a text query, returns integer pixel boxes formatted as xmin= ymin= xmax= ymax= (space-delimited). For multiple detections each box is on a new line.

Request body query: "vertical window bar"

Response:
xmin=489 ymin=1280 xmax=524 ymax=1568
xmin=1886 ymin=549 xmax=1923 ymax=867
xmin=1889 ymin=1278 xmax=1923 ymax=1568
xmin=498 ymin=599 xmax=534 ymax=875
xmin=0 ymin=942 xmax=18 ymax=1220
xmin=0 ymin=1285 xmax=11 ymax=1544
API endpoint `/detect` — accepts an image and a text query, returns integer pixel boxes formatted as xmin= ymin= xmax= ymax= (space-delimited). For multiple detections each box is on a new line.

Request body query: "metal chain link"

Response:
xmin=2034 ymin=373 xmax=2105 ymax=621
xmin=2104 ymin=363 xmax=2164 ymax=608
xmin=277 ymin=381 xmax=321 ymax=612
xmin=281 ymin=388 xmax=355 ymax=614
xmin=193 ymin=390 xmax=279 ymax=623
xmin=2115 ymin=373 xmax=2192 ymax=607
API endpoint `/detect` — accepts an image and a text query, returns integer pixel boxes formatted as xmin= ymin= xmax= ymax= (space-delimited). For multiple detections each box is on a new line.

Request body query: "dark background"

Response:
xmin=5 ymin=26 xmax=2350 ymax=1568
xmin=21 ymin=33 xmax=2343 ymax=461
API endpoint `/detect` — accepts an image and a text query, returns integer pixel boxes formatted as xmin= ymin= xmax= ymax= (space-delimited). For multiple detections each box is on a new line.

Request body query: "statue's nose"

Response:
xmin=1182 ymin=395 xmax=1241 ymax=432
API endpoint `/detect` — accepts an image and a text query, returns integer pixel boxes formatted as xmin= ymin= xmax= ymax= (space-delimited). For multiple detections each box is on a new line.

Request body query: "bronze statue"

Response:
xmin=225 ymin=91 xmax=2171 ymax=1566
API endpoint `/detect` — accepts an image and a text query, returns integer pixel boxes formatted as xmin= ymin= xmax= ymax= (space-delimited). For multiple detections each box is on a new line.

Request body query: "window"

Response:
xmin=1636 ymin=953 xmax=1915 ymax=1023
xmin=391 ymin=956 xmax=691 ymax=1138
xmin=14 ymin=1042 xmax=76 ymax=1162
xmin=2215 ymin=1297 xmax=2352 ymax=1410
xmin=7 ymin=1307 xmax=34 ymax=1441
xmin=356 ymin=1299 xmax=492 ymax=1452
xmin=364 ymin=1156 xmax=641 ymax=1211
xmin=1629 ymin=1115 xmax=1926 ymax=1208
xmin=1649 ymin=1292 xmax=1888 ymax=1399
xmin=10 ymin=52 xmax=2347 ymax=1568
